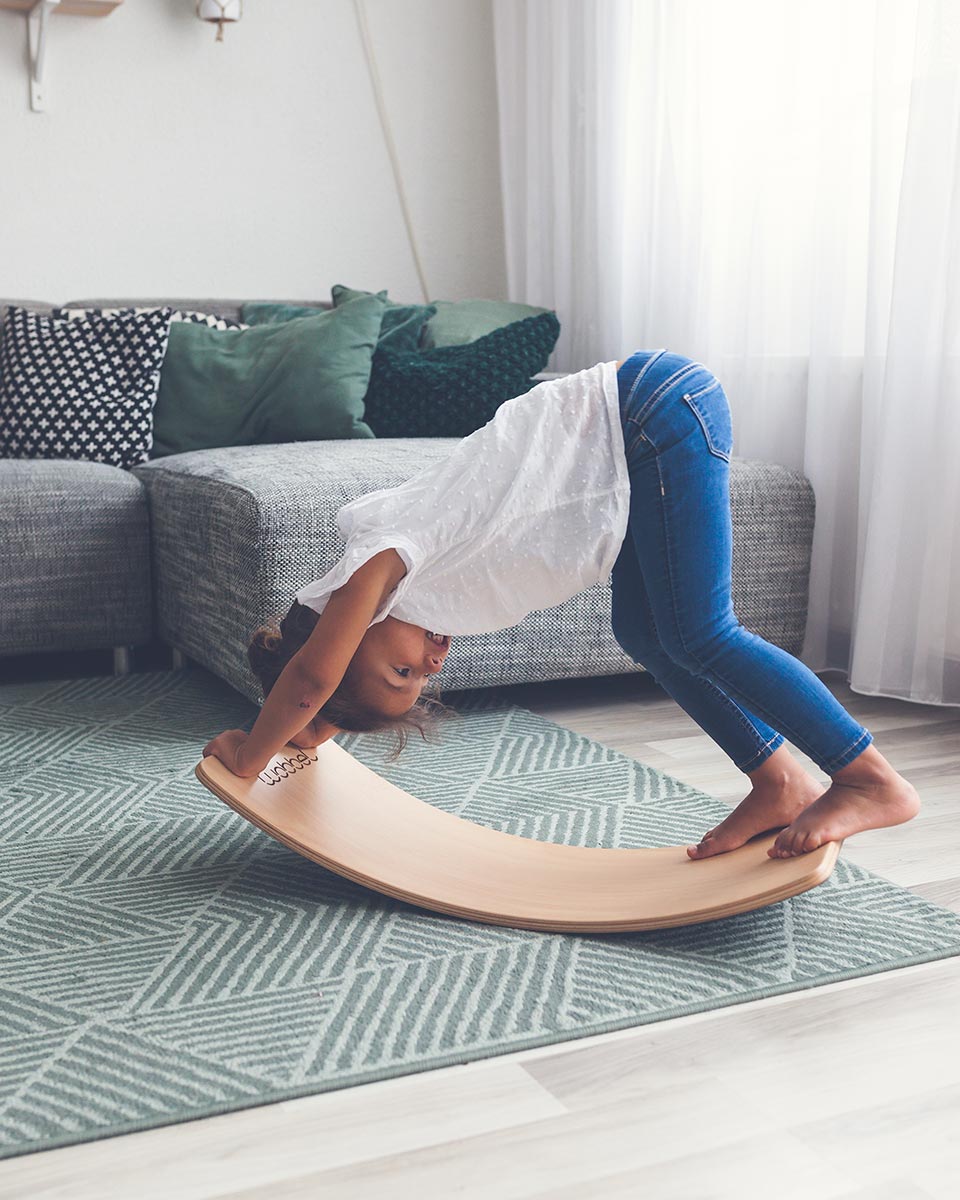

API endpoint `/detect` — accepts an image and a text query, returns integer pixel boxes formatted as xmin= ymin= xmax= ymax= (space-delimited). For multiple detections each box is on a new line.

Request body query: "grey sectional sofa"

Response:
xmin=0 ymin=457 xmax=152 ymax=664
xmin=0 ymin=298 xmax=816 ymax=707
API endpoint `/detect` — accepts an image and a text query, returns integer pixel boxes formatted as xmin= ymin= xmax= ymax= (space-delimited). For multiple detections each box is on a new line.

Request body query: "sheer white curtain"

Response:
xmin=493 ymin=0 xmax=960 ymax=706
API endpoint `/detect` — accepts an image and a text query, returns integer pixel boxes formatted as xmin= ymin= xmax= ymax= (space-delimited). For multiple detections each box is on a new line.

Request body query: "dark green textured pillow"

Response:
xmin=362 ymin=311 xmax=561 ymax=438
xmin=151 ymin=294 xmax=385 ymax=457
xmin=330 ymin=285 xmax=436 ymax=353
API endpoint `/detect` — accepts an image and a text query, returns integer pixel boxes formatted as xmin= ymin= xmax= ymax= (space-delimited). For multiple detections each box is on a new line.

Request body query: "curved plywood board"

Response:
xmin=195 ymin=740 xmax=841 ymax=933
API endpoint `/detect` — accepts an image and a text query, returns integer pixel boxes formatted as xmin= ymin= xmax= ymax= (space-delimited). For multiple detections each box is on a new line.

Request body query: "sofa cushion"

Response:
xmin=317 ymin=287 xmax=556 ymax=351
xmin=0 ymin=459 xmax=152 ymax=654
xmin=422 ymin=297 xmax=555 ymax=349
xmin=329 ymin=285 xmax=437 ymax=351
xmin=0 ymin=299 xmax=55 ymax=339
xmin=148 ymin=294 xmax=386 ymax=458
xmin=132 ymin=443 xmax=814 ymax=704
xmin=63 ymin=298 xmax=334 ymax=326
xmin=244 ymin=289 xmax=436 ymax=354
xmin=55 ymin=305 xmax=247 ymax=332
xmin=361 ymin=312 xmax=562 ymax=438
xmin=0 ymin=305 xmax=174 ymax=469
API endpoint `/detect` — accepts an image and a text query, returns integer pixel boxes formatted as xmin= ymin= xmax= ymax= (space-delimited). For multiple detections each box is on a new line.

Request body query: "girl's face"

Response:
xmin=348 ymin=616 xmax=451 ymax=716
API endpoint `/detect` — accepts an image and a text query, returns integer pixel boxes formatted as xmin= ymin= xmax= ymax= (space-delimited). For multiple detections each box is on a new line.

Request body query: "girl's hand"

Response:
xmin=202 ymin=729 xmax=261 ymax=778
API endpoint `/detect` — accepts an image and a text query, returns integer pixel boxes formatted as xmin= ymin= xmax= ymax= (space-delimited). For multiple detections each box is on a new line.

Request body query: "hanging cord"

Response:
xmin=352 ymin=0 xmax=432 ymax=303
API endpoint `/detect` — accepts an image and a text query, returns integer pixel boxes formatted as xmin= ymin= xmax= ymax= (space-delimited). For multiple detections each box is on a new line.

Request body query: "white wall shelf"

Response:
xmin=0 ymin=0 xmax=123 ymax=112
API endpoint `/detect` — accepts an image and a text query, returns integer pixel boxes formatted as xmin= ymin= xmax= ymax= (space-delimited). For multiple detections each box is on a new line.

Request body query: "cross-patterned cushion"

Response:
xmin=0 ymin=304 xmax=174 ymax=469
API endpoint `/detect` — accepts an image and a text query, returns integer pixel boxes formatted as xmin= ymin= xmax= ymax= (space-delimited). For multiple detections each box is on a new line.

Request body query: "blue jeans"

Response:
xmin=611 ymin=349 xmax=873 ymax=776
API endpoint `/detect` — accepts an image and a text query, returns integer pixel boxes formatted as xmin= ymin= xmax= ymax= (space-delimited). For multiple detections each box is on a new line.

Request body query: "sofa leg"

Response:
xmin=112 ymin=646 xmax=131 ymax=676
xmin=171 ymin=647 xmax=186 ymax=669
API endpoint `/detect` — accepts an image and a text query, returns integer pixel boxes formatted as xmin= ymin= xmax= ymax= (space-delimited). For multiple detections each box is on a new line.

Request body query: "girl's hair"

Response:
xmin=247 ymin=599 xmax=458 ymax=762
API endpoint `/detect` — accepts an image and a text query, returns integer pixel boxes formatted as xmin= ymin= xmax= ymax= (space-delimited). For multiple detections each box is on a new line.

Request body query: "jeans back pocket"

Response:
xmin=682 ymin=381 xmax=733 ymax=462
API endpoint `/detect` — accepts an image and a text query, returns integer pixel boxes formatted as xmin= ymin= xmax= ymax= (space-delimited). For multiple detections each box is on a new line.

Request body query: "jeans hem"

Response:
xmin=824 ymin=728 xmax=874 ymax=774
xmin=736 ymin=732 xmax=785 ymax=774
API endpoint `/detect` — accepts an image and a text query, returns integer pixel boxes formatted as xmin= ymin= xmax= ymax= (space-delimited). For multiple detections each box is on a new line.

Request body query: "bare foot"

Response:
xmin=769 ymin=767 xmax=920 ymax=857
xmin=687 ymin=770 xmax=825 ymax=860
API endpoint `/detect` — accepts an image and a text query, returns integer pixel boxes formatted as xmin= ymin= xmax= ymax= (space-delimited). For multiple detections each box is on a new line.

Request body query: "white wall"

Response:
xmin=0 ymin=0 xmax=507 ymax=305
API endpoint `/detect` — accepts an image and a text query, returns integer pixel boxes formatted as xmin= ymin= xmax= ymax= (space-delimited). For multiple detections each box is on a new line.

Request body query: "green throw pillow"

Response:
xmin=151 ymin=293 xmax=385 ymax=457
xmin=242 ymin=291 xmax=436 ymax=354
xmin=239 ymin=302 xmax=327 ymax=327
xmin=362 ymin=311 xmax=561 ymax=439
xmin=330 ymin=285 xmax=436 ymax=352
xmin=327 ymin=285 xmax=554 ymax=351
xmin=421 ymin=298 xmax=552 ymax=349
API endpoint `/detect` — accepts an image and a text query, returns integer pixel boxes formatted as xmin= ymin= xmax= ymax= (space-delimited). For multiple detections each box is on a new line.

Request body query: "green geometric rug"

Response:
xmin=2 ymin=666 xmax=959 ymax=1160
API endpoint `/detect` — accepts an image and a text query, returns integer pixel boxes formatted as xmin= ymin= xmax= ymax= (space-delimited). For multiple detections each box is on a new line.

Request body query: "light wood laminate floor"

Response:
xmin=2 ymin=670 xmax=957 ymax=1199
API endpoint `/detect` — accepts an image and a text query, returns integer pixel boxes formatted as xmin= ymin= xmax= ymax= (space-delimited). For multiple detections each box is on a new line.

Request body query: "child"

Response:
xmin=203 ymin=349 xmax=920 ymax=860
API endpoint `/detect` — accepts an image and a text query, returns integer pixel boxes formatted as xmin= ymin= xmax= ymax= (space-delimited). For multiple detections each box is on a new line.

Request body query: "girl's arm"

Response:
xmin=204 ymin=549 xmax=407 ymax=777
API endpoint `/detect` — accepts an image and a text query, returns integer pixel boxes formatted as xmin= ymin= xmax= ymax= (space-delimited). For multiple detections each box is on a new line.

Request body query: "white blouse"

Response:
xmin=294 ymin=359 xmax=631 ymax=636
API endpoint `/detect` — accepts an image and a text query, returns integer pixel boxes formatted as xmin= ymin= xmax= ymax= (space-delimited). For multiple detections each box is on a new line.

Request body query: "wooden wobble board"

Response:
xmin=195 ymin=740 xmax=841 ymax=933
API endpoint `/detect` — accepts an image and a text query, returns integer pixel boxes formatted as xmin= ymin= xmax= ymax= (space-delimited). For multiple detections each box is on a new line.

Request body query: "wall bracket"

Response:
xmin=28 ymin=0 xmax=59 ymax=112
xmin=0 ymin=0 xmax=124 ymax=112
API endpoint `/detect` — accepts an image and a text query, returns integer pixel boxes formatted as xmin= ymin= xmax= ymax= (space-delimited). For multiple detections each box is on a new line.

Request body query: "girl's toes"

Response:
xmin=686 ymin=828 xmax=717 ymax=857
xmin=785 ymin=830 xmax=812 ymax=856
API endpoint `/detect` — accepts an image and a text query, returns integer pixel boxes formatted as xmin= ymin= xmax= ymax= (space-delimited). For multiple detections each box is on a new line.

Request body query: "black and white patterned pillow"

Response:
xmin=0 ymin=304 xmax=174 ymax=469
xmin=52 ymin=305 xmax=248 ymax=331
